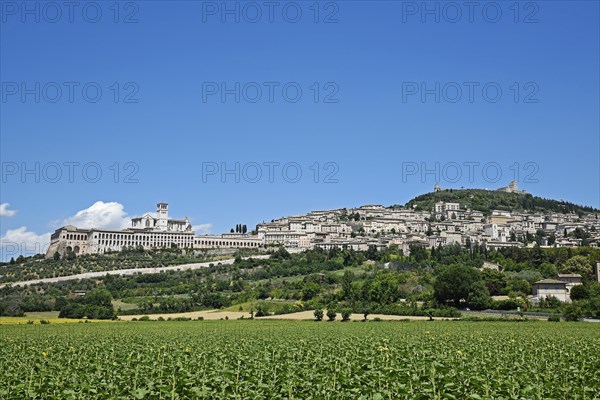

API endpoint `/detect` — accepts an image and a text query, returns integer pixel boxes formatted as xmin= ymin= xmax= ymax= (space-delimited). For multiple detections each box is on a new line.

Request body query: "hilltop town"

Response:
xmin=45 ymin=181 xmax=600 ymax=260
xmin=256 ymin=181 xmax=600 ymax=254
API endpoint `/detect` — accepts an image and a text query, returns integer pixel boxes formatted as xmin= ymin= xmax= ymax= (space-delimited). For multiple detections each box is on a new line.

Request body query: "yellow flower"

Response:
xmin=41 ymin=352 xmax=47 ymax=358
xmin=456 ymin=350 xmax=462 ymax=355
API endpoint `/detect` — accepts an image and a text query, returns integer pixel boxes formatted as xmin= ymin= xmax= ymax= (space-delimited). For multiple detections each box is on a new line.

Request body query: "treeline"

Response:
xmin=0 ymin=288 xmax=116 ymax=319
xmin=0 ymin=294 xmax=55 ymax=317
xmin=1 ymin=246 xmax=599 ymax=319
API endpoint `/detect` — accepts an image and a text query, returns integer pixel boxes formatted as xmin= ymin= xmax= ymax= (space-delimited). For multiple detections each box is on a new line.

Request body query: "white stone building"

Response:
xmin=46 ymin=203 xmax=195 ymax=257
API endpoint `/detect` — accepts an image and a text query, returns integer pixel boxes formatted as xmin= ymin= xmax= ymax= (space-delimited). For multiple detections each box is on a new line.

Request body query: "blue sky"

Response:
xmin=1 ymin=0 xmax=599 ymax=259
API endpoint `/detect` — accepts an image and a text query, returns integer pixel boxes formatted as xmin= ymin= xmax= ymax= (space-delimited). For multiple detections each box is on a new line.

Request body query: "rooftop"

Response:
xmin=534 ymin=279 xmax=567 ymax=285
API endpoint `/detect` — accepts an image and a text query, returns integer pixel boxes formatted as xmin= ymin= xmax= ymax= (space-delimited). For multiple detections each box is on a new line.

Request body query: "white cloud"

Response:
xmin=193 ymin=223 xmax=213 ymax=235
xmin=1 ymin=227 xmax=51 ymax=261
xmin=61 ymin=201 xmax=130 ymax=230
xmin=0 ymin=203 xmax=17 ymax=217
xmin=0 ymin=201 xmax=214 ymax=261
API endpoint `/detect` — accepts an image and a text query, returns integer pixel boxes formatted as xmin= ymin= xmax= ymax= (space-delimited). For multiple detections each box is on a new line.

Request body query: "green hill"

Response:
xmin=400 ymin=189 xmax=599 ymax=215
xmin=0 ymin=249 xmax=241 ymax=284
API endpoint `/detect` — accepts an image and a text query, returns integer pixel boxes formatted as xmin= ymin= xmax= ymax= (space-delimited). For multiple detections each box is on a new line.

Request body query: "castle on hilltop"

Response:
xmin=434 ymin=181 xmax=527 ymax=194
xmin=497 ymin=180 xmax=527 ymax=194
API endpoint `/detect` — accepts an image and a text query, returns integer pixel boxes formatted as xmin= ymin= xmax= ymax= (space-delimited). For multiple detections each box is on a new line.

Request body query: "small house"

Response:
xmin=531 ymin=279 xmax=570 ymax=303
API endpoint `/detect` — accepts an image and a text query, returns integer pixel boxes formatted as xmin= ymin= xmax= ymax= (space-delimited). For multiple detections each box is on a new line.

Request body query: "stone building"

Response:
xmin=46 ymin=203 xmax=195 ymax=257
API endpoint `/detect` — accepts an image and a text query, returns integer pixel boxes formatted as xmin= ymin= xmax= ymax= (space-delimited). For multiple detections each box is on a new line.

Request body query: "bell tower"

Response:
xmin=157 ymin=203 xmax=168 ymax=231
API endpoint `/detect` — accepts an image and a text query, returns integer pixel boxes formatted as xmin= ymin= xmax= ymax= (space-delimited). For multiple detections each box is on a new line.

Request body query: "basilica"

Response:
xmin=45 ymin=203 xmax=195 ymax=257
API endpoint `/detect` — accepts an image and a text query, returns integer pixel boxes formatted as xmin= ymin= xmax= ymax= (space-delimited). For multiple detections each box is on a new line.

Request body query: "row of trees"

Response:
xmin=231 ymin=224 xmax=248 ymax=233
xmin=58 ymin=289 xmax=116 ymax=320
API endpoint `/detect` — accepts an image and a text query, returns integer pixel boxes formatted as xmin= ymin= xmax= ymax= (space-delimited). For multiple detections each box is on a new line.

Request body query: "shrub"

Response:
xmin=255 ymin=303 xmax=270 ymax=317
xmin=493 ymin=299 xmax=521 ymax=311
xmin=326 ymin=309 xmax=336 ymax=321
xmin=314 ymin=309 xmax=324 ymax=321
xmin=563 ymin=303 xmax=583 ymax=322
xmin=548 ymin=314 xmax=561 ymax=322
xmin=341 ymin=308 xmax=352 ymax=322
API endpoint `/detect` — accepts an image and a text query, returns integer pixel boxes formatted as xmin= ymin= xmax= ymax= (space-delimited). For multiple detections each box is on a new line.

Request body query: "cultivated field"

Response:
xmin=0 ymin=321 xmax=598 ymax=399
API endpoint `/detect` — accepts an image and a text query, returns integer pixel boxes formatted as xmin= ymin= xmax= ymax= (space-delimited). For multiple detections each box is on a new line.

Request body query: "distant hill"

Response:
xmin=399 ymin=189 xmax=599 ymax=215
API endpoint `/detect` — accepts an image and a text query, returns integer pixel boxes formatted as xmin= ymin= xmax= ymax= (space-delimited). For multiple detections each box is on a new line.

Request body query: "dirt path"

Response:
xmin=119 ymin=310 xmax=247 ymax=321
xmin=119 ymin=310 xmax=454 ymax=322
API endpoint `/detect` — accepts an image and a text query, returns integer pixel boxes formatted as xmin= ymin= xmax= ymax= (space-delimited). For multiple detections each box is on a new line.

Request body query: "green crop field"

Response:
xmin=1 ymin=321 xmax=599 ymax=399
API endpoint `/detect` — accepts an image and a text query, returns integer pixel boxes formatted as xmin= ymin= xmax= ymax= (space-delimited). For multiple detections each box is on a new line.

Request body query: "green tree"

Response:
xmin=326 ymin=309 xmax=336 ymax=321
xmin=341 ymin=271 xmax=354 ymax=300
xmin=481 ymin=268 xmax=507 ymax=296
xmin=434 ymin=264 xmax=485 ymax=307
xmin=538 ymin=262 xmax=557 ymax=278
xmin=506 ymin=278 xmax=531 ymax=296
xmin=313 ymin=309 xmax=324 ymax=321
xmin=563 ymin=303 xmax=583 ymax=321
xmin=301 ymin=281 xmax=321 ymax=301
xmin=466 ymin=281 xmax=492 ymax=310
xmin=255 ymin=303 xmax=269 ymax=317
xmin=562 ymin=255 xmax=592 ymax=278
xmin=340 ymin=308 xmax=352 ymax=321
xmin=83 ymin=289 xmax=113 ymax=308
xmin=569 ymin=285 xmax=588 ymax=301
xmin=53 ymin=297 xmax=68 ymax=311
